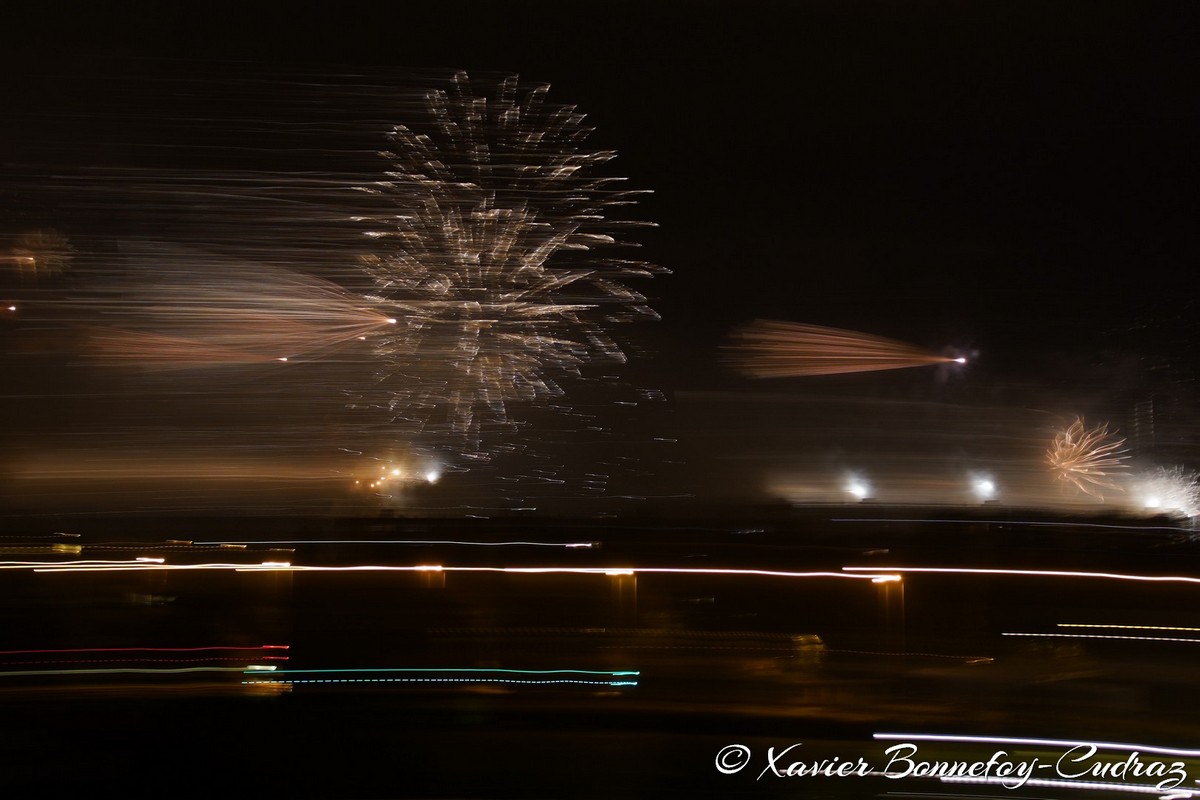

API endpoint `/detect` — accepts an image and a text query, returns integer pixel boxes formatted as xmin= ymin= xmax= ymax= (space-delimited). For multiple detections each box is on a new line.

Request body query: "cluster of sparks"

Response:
xmin=1046 ymin=417 xmax=1130 ymax=498
xmin=728 ymin=320 xmax=962 ymax=378
xmin=1135 ymin=466 xmax=1200 ymax=518
xmin=353 ymin=72 xmax=660 ymax=453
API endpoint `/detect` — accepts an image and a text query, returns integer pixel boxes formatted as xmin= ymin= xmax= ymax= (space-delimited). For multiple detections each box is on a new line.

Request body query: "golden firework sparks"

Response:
xmin=357 ymin=72 xmax=661 ymax=452
xmin=1046 ymin=417 xmax=1129 ymax=498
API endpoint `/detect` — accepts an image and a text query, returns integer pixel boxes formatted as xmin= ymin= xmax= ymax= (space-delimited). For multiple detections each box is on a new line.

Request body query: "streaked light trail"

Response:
xmin=30 ymin=561 xmax=900 ymax=581
xmin=192 ymin=539 xmax=598 ymax=548
xmin=1004 ymin=632 xmax=1200 ymax=644
xmin=241 ymin=667 xmax=640 ymax=688
xmin=728 ymin=319 xmax=959 ymax=378
xmin=844 ymin=566 xmax=1200 ymax=585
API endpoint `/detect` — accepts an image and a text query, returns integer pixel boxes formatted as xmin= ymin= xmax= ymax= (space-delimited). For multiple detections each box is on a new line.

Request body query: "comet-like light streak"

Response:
xmin=87 ymin=245 xmax=397 ymax=369
xmin=1047 ymin=417 xmax=1130 ymax=498
xmin=728 ymin=320 xmax=958 ymax=378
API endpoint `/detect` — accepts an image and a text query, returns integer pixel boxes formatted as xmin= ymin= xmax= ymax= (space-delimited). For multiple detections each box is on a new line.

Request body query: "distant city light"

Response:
xmin=971 ymin=476 xmax=996 ymax=501
xmin=845 ymin=478 xmax=871 ymax=501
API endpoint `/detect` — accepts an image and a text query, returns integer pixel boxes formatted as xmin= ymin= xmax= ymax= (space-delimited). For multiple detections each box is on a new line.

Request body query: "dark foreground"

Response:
xmin=1 ymin=507 xmax=1198 ymax=798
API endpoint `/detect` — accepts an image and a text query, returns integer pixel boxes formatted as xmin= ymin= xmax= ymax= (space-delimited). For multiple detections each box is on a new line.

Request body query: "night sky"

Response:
xmin=1 ymin=2 xmax=1196 ymax=513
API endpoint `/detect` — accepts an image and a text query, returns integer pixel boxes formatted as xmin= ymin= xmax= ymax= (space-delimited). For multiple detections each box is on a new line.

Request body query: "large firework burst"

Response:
xmin=355 ymin=72 xmax=660 ymax=454
xmin=1046 ymin=417 xmax=1130 ymax=498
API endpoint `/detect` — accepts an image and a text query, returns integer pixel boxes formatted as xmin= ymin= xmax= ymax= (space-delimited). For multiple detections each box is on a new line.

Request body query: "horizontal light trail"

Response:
xmin=247 ymin=668 xmax=639 ymax=676
xmin=0 ymin=666 xmax=267 ymax=678
xmin=844 ymin=566 xmax=1200 ymax=585
xmin=243 ymin=678 xmax=638 ymax=687
xmin=874 ymin=732 xmax=1200 ymax=758
xmin=192 ymin=539 xmax=597 ymax=548
xmin=941 ymin=776 xmax=1193 ymax=797
xmin=243 ymin=666 xmax=639 ymax=689
xmin=1059 ymin=623 xmax=1200 ymax=632
xmin=3 ymin=657 xmax=288 ymax=666
xmin=832 ymin=518 xmax=1193 ymax=533
xmin=0 ymin=559 xmax=164 ymax=570
xmin=1004 ymin=632 xmax=1200 ymax=644
xmin=33 ymin=562 xmax=900 ymax=581
xmin=0 ymin=645 xmax=288 ymax=655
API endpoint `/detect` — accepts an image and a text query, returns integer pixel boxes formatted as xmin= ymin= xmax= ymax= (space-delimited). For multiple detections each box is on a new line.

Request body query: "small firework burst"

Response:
xmin=4 ymin=229 xmax=74 ymax=280
xmin=1134 ymin=466 xmax=1199 ymax=518
xmin=1046 ymin=417 xmax=1129 ymax=498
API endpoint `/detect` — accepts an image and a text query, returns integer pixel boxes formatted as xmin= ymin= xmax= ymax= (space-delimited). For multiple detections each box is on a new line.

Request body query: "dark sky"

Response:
xmin=1 ymin=1 xmax=1196 ymax=512
xmin=4 ymin=2 xmax=1195 ymax=374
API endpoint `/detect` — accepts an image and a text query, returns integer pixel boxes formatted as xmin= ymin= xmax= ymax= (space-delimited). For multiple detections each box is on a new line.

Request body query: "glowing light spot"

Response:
xmin=971 ymin=476 xmax=996 ymax=501
xmin=846 ymin=479 xmax=870 ymax=500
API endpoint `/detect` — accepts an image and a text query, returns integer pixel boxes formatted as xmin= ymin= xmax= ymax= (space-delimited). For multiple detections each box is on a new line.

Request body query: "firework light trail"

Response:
xmin=1046 ymin=417 xmax=1130 ymax=499
xmin=2 ymin=68 xmax=668 ymax=510
xmin=728 ymin=320 xmax=961 ymax=378
xmin=353 ymin=71 xmax=662 ymax=456
xmin=85 ymin=244 xmax=396 ymax=369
